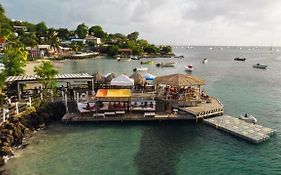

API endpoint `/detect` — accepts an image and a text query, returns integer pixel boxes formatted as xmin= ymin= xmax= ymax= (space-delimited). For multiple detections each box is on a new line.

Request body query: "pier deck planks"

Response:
xmin=203 ymin=115 xmax=275 ymax=144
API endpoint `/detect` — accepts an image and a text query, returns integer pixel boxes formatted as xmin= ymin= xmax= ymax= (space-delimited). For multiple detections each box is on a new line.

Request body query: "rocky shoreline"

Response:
xmin=0 ymin=102 xmax=66 ymax=172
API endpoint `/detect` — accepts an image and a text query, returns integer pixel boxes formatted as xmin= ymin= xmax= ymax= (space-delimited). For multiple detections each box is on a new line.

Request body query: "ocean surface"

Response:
xmin=4 ymin=46 xmax=281 ymax=175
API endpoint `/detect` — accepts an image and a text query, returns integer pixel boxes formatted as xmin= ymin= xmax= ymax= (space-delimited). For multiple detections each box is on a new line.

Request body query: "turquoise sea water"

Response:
xmin=4 ymin=46 xmax=281 ymax=175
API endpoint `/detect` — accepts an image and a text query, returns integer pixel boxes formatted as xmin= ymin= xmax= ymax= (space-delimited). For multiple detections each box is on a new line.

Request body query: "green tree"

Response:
xmin=89 ymin=25 xmax=107 ymax=38
xmin=144 ymin=44 xmax=158 ymax=54
xmin=124 ymin=40 xmax=142 ymax=55
xmin=25 ymin=22 xmax=36 ymax=33
xmin=0 ymin=72 xmax=6 ymax=94
xmin=70 ymin=41 xmax=85 ymax=52
xmin=75 ymin=23 xmax=88 ymax=38
xmin=0 ymin=4 xmax=11 ymax=30
xmin=35 ymin=21 xmax=48 ymax=37
xmin=127 ymin=32 xmax=139 ymax=41
xmin=1 ymin=29 xmax=27 ymax=76
xmin=160 ymin=45 xmax=172 ymax=54
xmin=106 ymin=45 xmax=119 ymax=56
xmin=57 ymin=28 xmax=70 ymax=40
xmin=47 ymin=28 xmax=60 ymax=51
xmin=34 ymin=61 xmax=58 ymax=90
xmin=19 ymin=33 xmax=38 ymax=47
xmin=3 ymin=46 xmax=27 ymax=76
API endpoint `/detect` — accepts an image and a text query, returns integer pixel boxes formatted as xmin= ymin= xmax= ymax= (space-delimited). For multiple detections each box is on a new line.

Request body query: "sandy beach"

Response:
xmin=24 ymin=60 xmax=64 ymax=75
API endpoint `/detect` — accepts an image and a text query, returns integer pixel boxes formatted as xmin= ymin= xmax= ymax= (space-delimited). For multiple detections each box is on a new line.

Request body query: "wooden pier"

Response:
xmin=179 ymin=97 xmax=224 ymax=119
xmin=61 ymin=112 xmax=195 ymax=123
xmin=203 ymin=115 xmax=276 ymax=144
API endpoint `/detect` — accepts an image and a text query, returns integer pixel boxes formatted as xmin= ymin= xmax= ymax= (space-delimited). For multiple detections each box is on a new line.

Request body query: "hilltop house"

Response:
xmin=13 ymin=25 xmax=27 ymax=32
xmin=85 ymin=35 xmax=101 ymax=45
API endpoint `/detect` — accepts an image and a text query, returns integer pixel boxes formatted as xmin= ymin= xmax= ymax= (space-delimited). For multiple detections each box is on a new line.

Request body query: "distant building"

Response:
xmin=118 ymin=48 xmax=132 ymax=57
xmin=26 ymin=45 xmax=55 ymax=59
xmin=85 ymin=35 xmax=101 ymax=45
xmin=70 ymin=39 xmax=86 ymax=44
xmin=0 ymin=37 xmax=6 ymax=51
xmin=13 ymin=25 xmax=27 ymax=32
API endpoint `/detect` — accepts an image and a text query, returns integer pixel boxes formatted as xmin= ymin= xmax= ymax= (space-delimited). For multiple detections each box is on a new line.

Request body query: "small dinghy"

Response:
xmin=253 ymin=63 xmax=267 ymax=69
xmin=185 ymin=64 xmax=193 ymax=72
xmin=239 ymin=113 xmax=257 ymax=124
xmin=202 ymin=58 xmax=208 ymax=64
xmin=133 ymin=66 xmax=148 ymax=72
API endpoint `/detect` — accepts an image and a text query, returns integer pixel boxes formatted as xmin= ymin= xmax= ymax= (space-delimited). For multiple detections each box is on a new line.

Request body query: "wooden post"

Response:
xmin=18 ymin=82 xmax=21 ymax=101
xmin=51 ymin=90 xmax=54 ymax=102
xmin=65 ymin=93 xmax=69 ymax=113
xmin=29 ymin=97 xmax=32 ymax=107
xmin=76 ymin=92 xmax=79 ymax=103
xmin=73 ymin=90 xmax=76 ymax=101
xmin=62 ymin=91 xmax=65 ymax=101
xmin=16 ymin=102 xmax=19 ymax=114
xmin=3 ymin=109 xmax=6 ymax=122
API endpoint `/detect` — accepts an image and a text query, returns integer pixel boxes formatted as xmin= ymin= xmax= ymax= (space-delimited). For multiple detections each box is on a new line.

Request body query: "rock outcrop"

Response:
xmin=0 ymin=102 xmax=66 ymax=167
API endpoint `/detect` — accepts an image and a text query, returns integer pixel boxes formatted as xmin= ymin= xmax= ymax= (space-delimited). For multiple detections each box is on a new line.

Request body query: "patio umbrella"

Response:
xmin=156 ymin=73 xmax=205 ymax=88
xmin=130 ymin=72 xmax=146 ymax=85
xmin=105 ymin=73 xmax=116 ymax=83
xmin=93 ymin=72 xmax=106 ymax=83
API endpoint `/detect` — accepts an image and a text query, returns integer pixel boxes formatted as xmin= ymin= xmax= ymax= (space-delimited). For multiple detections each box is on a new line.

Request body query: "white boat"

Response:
xmin=239 ymin=114 xmax=257 ymax=124
xmin=133 ymin=66 xmax=148 ymax=72
xmin=202 ymin=58 xmax=208 ymax=64
xmin=253 ymin=63 xmax=267 ymax=69
xmin=131 ymin=55 xmax=139 ymax=60
xmin=185 ymin=64 xmax=193 ymax=72
xmin=144 ymin=73 xmax=156 ymax=80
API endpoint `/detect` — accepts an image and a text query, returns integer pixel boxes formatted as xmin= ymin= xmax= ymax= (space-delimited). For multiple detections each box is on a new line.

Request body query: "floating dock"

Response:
xmin=203 ymin=115 xmax=276 ymax=144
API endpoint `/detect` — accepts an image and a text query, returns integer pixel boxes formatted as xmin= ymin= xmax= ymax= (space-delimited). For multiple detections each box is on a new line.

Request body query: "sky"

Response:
xmin=2 ymin=0 xmax=281 ymax=46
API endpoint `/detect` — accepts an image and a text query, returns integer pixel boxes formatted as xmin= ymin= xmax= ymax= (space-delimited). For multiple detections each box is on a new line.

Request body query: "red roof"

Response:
xmin=0 ymin=37 xmax=5 ymax=44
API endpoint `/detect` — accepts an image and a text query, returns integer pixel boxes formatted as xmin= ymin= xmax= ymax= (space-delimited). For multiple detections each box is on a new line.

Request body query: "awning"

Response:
xmin=95 ymin=89 xmax=131 ymax=98
xmin=110 ymin=74 xmax=134 ymax=86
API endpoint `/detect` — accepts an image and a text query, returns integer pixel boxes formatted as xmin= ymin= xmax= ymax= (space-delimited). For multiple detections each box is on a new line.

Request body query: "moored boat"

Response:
xmin=253 ymin=63 xmax=267 ymax=69
xmin=239 ymin=114 xmax=257 ymax=124
xmin=234 ymin=57 xmax=246 ymax=61
xmin=202 ymin=58 xmax=208 ymax=64
xmin=174 ymin=55 xmax=184 ymax=58
xmin=131 ymin=55 xmax=139 ymax=60
xmin=156 ymin=62 xmax=176 ymax=67
xmin=141 ymin=60 xmax=154 ymax=65
xmin=133 ymin=66 xmax=148 ymax=72
xmin=185 ymin=64 xmax=193 ymax=72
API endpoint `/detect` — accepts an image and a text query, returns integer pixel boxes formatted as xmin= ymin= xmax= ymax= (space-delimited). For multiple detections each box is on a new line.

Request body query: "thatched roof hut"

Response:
xmin=156 ymin=73 xmax=205 ymax=88
xmin=130 ymin=72 xmax=146 ymax=85
xmin=93 ymin=72 xmax=106 ymax=83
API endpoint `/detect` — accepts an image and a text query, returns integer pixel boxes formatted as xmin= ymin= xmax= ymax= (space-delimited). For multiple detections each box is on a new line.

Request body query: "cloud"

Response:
xmin=2 ymin=0 xmax=281 ymax=45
